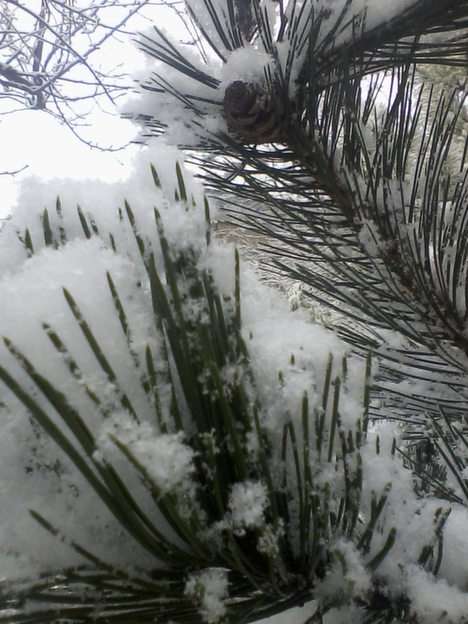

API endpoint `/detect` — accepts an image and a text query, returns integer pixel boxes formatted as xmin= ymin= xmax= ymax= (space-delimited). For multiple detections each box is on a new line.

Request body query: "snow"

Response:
xmin=256 ymin=601 xmax=318 ymax=624
xmin=319 ymin=539 xmax=371 ymax=601
xmin=185 ymin=568 xmax=229 ymax=624
xmin=129 ymin=0 xmax=421 ymax=147
xmin=439 ymin=506 xmax=468 ymax=590
xmin=97 ymin=423 xmax=195 ymax=494
xmin=1 ymin=1 xmax=467 ymax=622
xmin=221 ymin=47 xmax=273 ymax=85
xmin=407 ymin=566 xmax=468 ymax=624
xmin=228 ymin=480 xmax=268 ymax=532
xmin=0 ymin=142 xmax=365 ymax=583
xmin=1 ymin=81 xmax=468 ymax=624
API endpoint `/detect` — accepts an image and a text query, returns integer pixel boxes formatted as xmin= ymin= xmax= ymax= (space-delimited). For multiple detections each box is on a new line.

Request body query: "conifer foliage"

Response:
xmin=2 ymin=1 xmax=468 ymax=624
xmin=0 ymin=150 xmax=407 ymax=624
xmin=132 ymin=0 xmax=468 ymax=492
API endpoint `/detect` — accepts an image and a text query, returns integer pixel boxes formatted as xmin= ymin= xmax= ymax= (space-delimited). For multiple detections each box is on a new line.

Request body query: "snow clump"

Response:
xmin=228 ymin=480 xmax=268 ymax=533
xmin=185 ymin=568 xmax=229 ymax=624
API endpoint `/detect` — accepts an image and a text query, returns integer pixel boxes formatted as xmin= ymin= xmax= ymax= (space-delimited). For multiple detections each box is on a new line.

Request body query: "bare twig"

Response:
xmin=0 ymin=163 xmax=28 ymax=175
xmin=0 ymin=0 xmax=149 ymax=141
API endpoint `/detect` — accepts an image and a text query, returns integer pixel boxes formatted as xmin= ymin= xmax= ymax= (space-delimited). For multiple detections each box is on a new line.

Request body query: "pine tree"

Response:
xmin=2 ymin=1 xmax=468 ymax=623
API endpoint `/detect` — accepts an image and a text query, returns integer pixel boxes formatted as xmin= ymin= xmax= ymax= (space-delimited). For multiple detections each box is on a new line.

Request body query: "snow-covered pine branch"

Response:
xmin=128 ymin=0 xmax=468 ymax=462
xmin=2 ymin=1 xmax=468 ymax=623
xmin=0 ymin=144 xmax=466 ymax=623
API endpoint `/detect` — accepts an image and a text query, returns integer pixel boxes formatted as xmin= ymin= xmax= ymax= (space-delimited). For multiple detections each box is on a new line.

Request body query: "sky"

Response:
xmin=0 ymin=110 xmax=139 ymax=218
xmin=0 ymin=2 xmax=177 ymax=220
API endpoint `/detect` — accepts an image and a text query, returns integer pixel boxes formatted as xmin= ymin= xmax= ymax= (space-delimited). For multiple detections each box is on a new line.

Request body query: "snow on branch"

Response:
xmin=0 ymin=143 xmax=467 ymax=622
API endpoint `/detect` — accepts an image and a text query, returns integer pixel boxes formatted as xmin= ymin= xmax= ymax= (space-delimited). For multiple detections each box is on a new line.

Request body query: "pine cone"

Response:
xmin=223 ymin=80 xmax=288 ymax=144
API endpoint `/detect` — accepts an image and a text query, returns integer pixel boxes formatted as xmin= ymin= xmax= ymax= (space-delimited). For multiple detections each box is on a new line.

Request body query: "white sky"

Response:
xmin=0 ymin=3 xmax=181 ymax=219
xmin=0 ymin=110 xmax=140 ymax=217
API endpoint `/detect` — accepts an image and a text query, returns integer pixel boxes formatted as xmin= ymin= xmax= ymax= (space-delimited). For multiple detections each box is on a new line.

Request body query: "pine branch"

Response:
xmin=4 ymin=2 xmax=468 ymax=622
xmin=129 ymin=0 xmax=468 ymax=429
xmin=0 ymin=159 xmax=455 ymax=624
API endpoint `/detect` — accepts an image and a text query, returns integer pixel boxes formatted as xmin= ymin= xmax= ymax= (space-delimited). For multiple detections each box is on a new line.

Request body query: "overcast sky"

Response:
xmin=0 ymin=110 xmax=140 ymax=217
xmin=0 ymin=3 xmax=178 ymax=219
